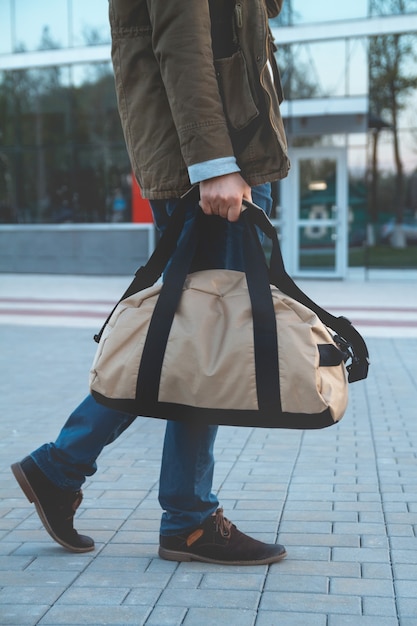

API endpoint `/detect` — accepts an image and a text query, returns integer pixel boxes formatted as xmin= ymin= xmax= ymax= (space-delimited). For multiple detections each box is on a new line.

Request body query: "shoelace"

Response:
xmin=58 ymin=490 xmax=83 ymax=521
xmin=72 ymin=490 xmax=83 ymax=513
xmin=214 ymin=508 xmax=233 ymax=538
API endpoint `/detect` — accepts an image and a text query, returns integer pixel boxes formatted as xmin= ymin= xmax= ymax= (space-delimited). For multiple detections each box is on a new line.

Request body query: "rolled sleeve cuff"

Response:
xmin=188 ymin=157 xmax=240 ymax=184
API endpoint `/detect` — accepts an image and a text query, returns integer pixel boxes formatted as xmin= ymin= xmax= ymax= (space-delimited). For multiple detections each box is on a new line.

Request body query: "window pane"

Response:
xmin=71 ymin=0 xmax=110 ymax=46
xmin=14 ymin=0 xmax=69 ymax=52
xmin=292 ymin=0 xmax=368 ymax=23
xmin=0 ymin=2 xmax=12 ymax=53
xmin=0 ymin=61 xmax=130 ymax=223
xmin=281 ymin=40 xmax=368 ymax=98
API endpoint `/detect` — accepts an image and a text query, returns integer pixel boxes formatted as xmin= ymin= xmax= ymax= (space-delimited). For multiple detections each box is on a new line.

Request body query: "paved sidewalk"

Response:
xmin=0 ymin=272 xmax=417 ymax=625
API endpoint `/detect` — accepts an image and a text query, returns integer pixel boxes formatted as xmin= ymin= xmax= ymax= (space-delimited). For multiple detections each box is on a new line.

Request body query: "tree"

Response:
xmin=368 ymin=0 xmax=417 ymax=246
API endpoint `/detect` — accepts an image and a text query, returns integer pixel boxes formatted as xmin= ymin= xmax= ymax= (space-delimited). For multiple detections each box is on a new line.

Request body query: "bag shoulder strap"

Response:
xmin=93 ymin=186 xmax=198 ymax=343
xmin=242 ymin=201 xmax=370 ymax=382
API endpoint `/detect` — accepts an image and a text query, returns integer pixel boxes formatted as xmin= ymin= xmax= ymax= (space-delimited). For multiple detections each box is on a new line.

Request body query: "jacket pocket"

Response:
xmin=214 ymin=50 xmax=259 ymax=131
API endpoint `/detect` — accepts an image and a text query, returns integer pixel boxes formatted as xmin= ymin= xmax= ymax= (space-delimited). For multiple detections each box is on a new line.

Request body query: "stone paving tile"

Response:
xmin=0 ymin=570 xmax=78 ymax=587
xmin=56 ymin=586 xmax=131 ymax=606
xmin=259 ymin=590 xmax=362 ymax=614
xmin=24 ymin=554 xmax=95 ymax=571
xmin=165 ymin=571 xmax=203 ymax=589
xmin=175 ymin=561 xmax=269 ymax=575
xmin=397 ymin=597 xmax=417 ymax=619
xmin=330 ymin=576 xmax=394 ymax=597
xmin=361 ymin=562 xmax=394 ymax=579
xmin=328 ymin=618 xmax=399 ymax=626
xmin=70 ymin=567 xmax=171 ymax=590
xmin=395 ymin=579 xmax=417 ymax=598
xmin=391 ymin=548 xmax=417 ymax=565
xmin=144 ymin=606 xmax=187 ymax=626
xmin=333 ymin=522 xmax=387 ymax=535
xmin=83 ymin=555 xmax=152 ymax=572
xmin=158 ymin=587 xmax=261 ymax=610
xmin=98 ymin=542 xmax=160 ymax=559
xmin=199 ymin=572 xmax=265 ymax=591
xmin=38 ymin=605 xmax=151 ymax=625
xmin=362 ymin=595 xmax=398 ymax=617
xmin=0 ymin=604 xmax=50 ymax=626
xmin=280 ymin=545 xmax=331 ymax=561
xmin=264 ymin=573 xmax=328 ymax=594
xmin=0 ymin=586 xmax=65 ymax=605
xmin=387 ymin=523 xmax=416 ymax=537
xmin=256 ymin=612 xmax=327 ymax=626
xmin=280 ymin=532 xmax=359 ymax=547
xmin=331 ymin=547 xmax=390 ymax=563
xmin=361 ymin=535 xmax=389 ymax=549
xmin=183 ymin=608 xmax=257 ymax=626
xmin=281 ymin=511 xmax=359 ymax=523
xmin=270 ymin=559 xmax=361 ymax=578
xmin=6 ymin=542 xmax=92 ymax=557
xmin=0 ymin=555 xmax=33 ymax=570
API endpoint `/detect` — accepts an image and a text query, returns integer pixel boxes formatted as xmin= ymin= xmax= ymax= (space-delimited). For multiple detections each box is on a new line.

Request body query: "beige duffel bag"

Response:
xmin=90 ymin=197 xmax=369 ymax=429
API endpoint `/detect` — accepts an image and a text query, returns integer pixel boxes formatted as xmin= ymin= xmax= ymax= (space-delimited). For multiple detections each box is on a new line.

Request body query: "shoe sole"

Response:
xmin=158 ymin=546 xmax=287 ymax=565
xmin=11 ymin=462 xmax=94 ymax=553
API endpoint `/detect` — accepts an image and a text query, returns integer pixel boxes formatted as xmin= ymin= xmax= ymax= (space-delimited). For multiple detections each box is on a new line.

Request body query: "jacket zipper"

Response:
xmin=235 ymin=3 xmax=243 ymax=28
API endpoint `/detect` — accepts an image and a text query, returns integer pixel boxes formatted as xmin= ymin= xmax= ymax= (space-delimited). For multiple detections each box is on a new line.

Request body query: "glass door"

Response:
xmin=289 ymin=147 xmax=348 ymax=278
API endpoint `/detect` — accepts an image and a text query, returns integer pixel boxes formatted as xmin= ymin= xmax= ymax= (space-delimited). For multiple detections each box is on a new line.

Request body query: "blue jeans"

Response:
xmin=31 ymin=183 xmax=272 ymax=535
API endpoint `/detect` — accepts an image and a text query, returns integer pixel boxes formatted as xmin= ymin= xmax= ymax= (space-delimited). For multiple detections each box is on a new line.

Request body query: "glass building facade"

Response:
xmin=0 ymin=0 xmax=416 ymax=240
xmin=272 ymin=1 xmax=415 ymax=275
xmin=0 ymin=1 xmax=127 ymax=224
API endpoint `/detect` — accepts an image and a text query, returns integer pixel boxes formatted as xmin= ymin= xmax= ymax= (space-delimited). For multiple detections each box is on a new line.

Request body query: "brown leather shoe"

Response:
xmin=11 ymin=456 xmax=94 ymax=553
xmin=159 ymin=508 xmax=287 ymax=565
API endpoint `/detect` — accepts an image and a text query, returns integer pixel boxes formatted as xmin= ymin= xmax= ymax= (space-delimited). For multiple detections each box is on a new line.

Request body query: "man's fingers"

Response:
xmin=199 ymin=196 xmax=242 ymax=221
xmin=199 ymin=173 xmax=252 ymax=221
xmin=224 ymin=204 xmax=242 ymax=222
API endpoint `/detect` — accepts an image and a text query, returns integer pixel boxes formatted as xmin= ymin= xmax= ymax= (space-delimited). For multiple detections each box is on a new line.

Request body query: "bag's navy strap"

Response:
xmin=241 ymin=200 xmax=370 ymax=382
xmin=93 ymin=186 xmax=199 ymax=343
xmin=242 ymin=216 xmax=281 ymax=411
xmin=135 ymin=214 xmax=199 ymax=405
xmin=136 ymin=209 xmax=282 ymax=412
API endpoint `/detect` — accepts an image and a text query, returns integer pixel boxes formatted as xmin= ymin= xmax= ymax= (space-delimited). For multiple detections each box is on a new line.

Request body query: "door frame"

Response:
xmin=279 ymin=146 xmax=349 ymax=279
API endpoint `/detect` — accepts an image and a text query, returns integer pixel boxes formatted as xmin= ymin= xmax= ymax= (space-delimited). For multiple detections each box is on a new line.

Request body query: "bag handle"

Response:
xmin=94 ymin=188 xmax=369 ymax=384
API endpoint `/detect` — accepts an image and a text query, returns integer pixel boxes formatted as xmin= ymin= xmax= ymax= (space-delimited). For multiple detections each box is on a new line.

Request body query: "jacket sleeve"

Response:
xmin=146 ymin=0 xmax=235 ymax=168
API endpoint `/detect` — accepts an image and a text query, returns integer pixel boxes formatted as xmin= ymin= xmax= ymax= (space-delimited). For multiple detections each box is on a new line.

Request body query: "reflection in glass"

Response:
xmin=14 ymin=0 xmax=69 ymax=52
xmin=298 ymin=158 xmax=338 ymax=272
xmin=292 ymin=0 xmax=368 ymax=24
xmin=0 ymin=62 xmax=129 ymax=224
xmin=278 ymin=39 xmax=368 ymax=99
xmin=0 ymin=2 xmax=12 ymax=54
xmin=71 ymin=0 xmax=111 ymax=46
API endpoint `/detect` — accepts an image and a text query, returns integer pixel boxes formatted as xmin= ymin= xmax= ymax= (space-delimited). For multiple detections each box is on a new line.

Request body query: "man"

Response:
xmin=11 ymin=0 xmax=290 ymax=565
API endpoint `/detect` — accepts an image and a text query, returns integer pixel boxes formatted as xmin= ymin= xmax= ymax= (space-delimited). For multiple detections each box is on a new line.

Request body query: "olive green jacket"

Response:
xmin=109 ymin=0 xmax=289 ymax=199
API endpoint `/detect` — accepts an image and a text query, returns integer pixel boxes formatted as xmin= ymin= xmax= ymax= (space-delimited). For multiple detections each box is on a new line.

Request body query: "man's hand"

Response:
xmin=199 ymin=173 xmax=252 ymax=222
